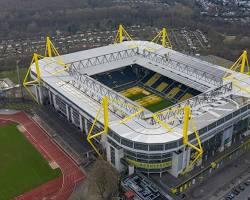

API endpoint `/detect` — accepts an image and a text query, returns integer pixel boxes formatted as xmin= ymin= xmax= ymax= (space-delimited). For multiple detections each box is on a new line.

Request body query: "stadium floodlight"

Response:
xmin=151 ymin=28 xmax=172 ymax=49
xmin=45 ymin=36 xmax=69 ymax=75
xmin=23 ymin=53 xmax=43 ymax=103
xmin=114 ymin=24 xmax=133 ymax=44
xmin=224 ymin=50 xmax=249 ymax=78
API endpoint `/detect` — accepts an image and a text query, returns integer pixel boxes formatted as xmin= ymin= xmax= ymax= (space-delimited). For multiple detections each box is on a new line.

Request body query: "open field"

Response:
xmin=0 ymin=123 xmax=61 ymax=200
xmin=0 ymin=102 xmax=34 ymax=111
xmin=121 ymin=86 xmax=173 ymax=112
xmin=0 ymin=68 xmax=27 ymax=84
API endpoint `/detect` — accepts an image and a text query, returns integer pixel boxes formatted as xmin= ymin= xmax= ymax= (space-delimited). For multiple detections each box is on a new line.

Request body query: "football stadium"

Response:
xmin=23 ymin=25 xmax=250 ymax=180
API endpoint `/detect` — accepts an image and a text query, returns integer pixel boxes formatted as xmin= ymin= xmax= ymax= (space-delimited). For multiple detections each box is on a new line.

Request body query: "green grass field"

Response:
xmin=127 ymin=93 xmax=147 ymax=101
xmin=0 ymin=68 xmax=27 ymax=84
xmin=0 ymin=102 xmax=35 ymax=112
xmin=0 ymin=124 xmax=61 ymax=200
xmin=145 ymin=99 xmax=173 ymax=112
xmin=123 ymin=86 xmax=173 ymax=112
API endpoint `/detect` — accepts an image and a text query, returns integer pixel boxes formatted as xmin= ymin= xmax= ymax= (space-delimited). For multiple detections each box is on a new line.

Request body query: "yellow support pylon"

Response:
xmin=114 ymin=24 xmax=133 ymax=44
xmin=240 ymin=50 xmax=249 ymax=74
xmin=224 ymin=50 xmax=249 ymax=78
xmin=87 ymin=96 xmax=109 ymax=158
xmin=45 ymin=36 xmax=60 ymax=57
xmin=151 ymin=28 xmax=172 ymax=49
xmin=23 ymin=36 xmax=67 ymax=103
xmin=45 ymin=36 xmax=68 ymax=74
xmin=87 ymin=96 xmax=145 ymax=158
xmin=23 ymin=53 xmax=43 ymax=103
xmin=181 ymin=105 xmax=203 ymax=175
xmin=183 ymin=106 xmax=190 ymax=145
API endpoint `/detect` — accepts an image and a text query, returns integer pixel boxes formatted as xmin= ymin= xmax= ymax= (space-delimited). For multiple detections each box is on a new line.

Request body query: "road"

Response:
xmin=234 ymin=185 xmax=250 ymax=199
xmin=185 ymin=148 xmax=250 ymax=200
xmin=221 ymin=177 xmax=250 ymax=200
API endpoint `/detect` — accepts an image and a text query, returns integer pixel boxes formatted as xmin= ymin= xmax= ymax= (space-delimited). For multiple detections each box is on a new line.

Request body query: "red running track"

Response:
xmin=0 ymin=112 xmax=85 ymax=200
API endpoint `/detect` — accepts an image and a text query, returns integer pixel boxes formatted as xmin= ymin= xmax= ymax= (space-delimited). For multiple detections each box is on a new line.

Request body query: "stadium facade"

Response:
xmin=28 ymin=40 xmax=250 ymax=177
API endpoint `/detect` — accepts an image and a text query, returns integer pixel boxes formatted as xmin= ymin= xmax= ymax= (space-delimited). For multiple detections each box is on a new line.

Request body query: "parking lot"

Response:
xmin=222 ymin=177 xmax=250 ymax=200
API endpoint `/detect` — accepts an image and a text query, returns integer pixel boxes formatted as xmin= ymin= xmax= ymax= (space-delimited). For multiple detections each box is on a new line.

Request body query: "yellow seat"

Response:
xmin=166 ymin=87 xmax=180 ymax=98
xmin=145 ymin=73 xmax=161 ymax=87
xmin=179 ymin=93 xmax=193 ymax=102
xmin=156 ymin=82 xmax=168 ymax=92
xmin=121 ymin=86 xmax=143 ymax=97
xmin=136 ymin=94 xmax=161 ymax=107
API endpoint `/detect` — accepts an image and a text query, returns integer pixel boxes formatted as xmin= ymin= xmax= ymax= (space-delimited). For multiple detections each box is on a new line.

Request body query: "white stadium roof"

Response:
xmin=30 ymin=41 xmax=250 ymax=145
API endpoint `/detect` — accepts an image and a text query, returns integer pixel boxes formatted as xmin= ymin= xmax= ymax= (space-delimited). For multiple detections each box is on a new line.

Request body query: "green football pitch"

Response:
xmin=124 ymin=86 xmax=173 ymax=112
xmin=145 ymin=99 xmax=173 ymax=113
xmin=0 ymin=124 xmax=61 ymax=200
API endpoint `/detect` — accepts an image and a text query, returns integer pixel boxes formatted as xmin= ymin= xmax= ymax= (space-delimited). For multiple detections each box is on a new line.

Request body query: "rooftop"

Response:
xmin=30 ymin=41 xmax=250 ymax=145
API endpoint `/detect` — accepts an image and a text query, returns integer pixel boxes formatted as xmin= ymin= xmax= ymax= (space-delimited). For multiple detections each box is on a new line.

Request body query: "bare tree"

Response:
xmin=88 ymin=159 xmax=119 ymax=200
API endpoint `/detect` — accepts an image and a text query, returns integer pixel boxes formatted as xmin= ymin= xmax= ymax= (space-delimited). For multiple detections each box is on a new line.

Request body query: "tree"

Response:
xmin=88 ymin=159 xmax=119 ymax=200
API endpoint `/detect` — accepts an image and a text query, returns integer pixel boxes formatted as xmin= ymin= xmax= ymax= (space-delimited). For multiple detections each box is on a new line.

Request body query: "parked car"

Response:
xmin=227 ymin=193 xmax=234 ymax=199
xmin=239 ymin=185 xmax=245 ymax=190
xmin=232 ymin=188 xmax=240 ymax=195
xmin=244 ymin=181 xmax=250 ymax=186
xmin=179 ymin=193 xmax=186 ymax=199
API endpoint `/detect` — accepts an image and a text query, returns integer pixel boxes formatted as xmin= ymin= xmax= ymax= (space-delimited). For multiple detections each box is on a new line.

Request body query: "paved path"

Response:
xmin=0 ymin=109 xmax=19 ymax=115
xmin=0 ymin=112 xmax=85 ymax=200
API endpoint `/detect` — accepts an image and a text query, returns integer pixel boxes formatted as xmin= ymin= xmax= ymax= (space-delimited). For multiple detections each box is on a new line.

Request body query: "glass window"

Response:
xmin=108 ymin=131 xmax=114 ymax=137
xmin=199 ymin=127 xmax=208 ymax=135
xmin=208 ymin=122 xmax=216 ymax=131
xmin=162 ymin=152 xmax=171 ymax=158
xmin=124 ymin=150 xmax=136 ymax=157
xmin=148 ymin=159 xmax=162 ymax=163
xmin=233 ymin=110 xmax=240 ymax=117
xmin=121 ymin=138 xmax=133 ymax=148
xmin=188 ymin=133 xmax=195 ymax=140
xmin=149 ymin=144 xmax=164 ymax=151
xmin=107 ymin=138 xmax=121 ymax=149
xmin=110 ymin=146 xmax=116 ymax=166
xmin=112 ymin=132 xmax=120 ymax=143
xmin=165 ymin=142 xmax=177 ymax=150
xmin=178 ymin=139 xmax=183 ymax=146
xmin=240 ymin=106 xmax=247 ymax=113
xmin=136 ymin=153 xmax=148 ymax=159
xmin=149 ymin=154 xmax=162 ymax=159
xmin=161 ymin=157 xmax=172 ymax=162
xmin=134 ymin=143 xmax=148 ymax=151
xmin=217 ymin=118 xmax=224 ymax=126
xmin=225 ymin=113 xmax=232 ymax=121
